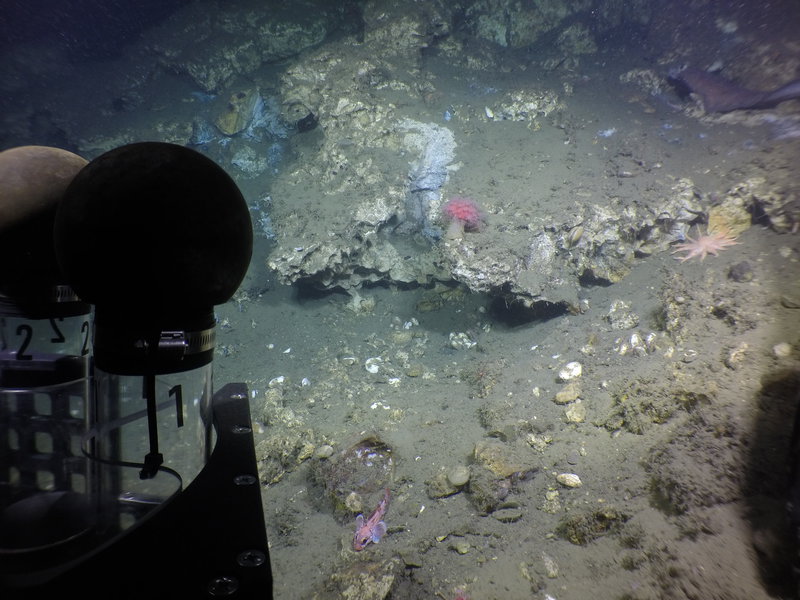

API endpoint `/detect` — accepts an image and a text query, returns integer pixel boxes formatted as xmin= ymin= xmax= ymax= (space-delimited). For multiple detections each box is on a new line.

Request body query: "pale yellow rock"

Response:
xmin=314 ymin=444 xmax=335 ymax=459
xmin=215 ymin=88 xmax=259 ymax=135
xmin=708 ymin=202 xmax=750 ymax=237
xmin=452 ymin=540 xmax=471 ymax=554
xmin=391 ymin=330 xmax=413 ymax=344
xmin=297 ymin=441 xmax=315 ymax=462
xmin=554 ymin=382 xmax=581 ymax=404
xmin=344 ymin=491 xmax=362 ymax=513
xmin=473 ymin=441 xmax=523 ymax=478
xmin=565 ymin=399 xmax=586 ymax=423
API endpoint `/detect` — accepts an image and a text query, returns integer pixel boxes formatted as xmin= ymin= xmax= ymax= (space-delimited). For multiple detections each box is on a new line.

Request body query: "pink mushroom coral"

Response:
xmin=441 ymin=196 xmax=486 ymax=239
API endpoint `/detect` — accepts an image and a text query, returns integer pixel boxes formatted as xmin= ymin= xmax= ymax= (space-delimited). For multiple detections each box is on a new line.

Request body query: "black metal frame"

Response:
xmin=2 ymin=382 xmax=272 ymax=599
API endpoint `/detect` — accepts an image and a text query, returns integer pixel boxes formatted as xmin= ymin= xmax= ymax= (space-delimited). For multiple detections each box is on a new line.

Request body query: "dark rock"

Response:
xmin=728 ymin=261 xmax=754 ymax=282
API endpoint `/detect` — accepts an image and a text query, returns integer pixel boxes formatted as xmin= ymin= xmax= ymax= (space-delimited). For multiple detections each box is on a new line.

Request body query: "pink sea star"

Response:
xmin=672 ymin=228 xmax=739 ymax=262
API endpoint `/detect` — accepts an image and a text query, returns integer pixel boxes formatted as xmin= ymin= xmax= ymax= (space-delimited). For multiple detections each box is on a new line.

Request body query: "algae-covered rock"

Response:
xmin=473 ymin=440 xmax=525 ymax=478
xmin=426 ymin=471 xmax=460 ymax=499
xmin=314 ymin=557 xmax=401 ymax=600
xmin=556 ymin=508 xmax=629 ymax=545
xmin=468 ymin=440 xmax=536 ymax=512
xmin=256 ymin=428 xmax=318 ymax=484
xmin=603 ymin=378 xmax=712 ymax=435
xmin=425 ymin=465 xmax=471 ymax=499
xmin=312 ymin=435 xmax=395 ymax=521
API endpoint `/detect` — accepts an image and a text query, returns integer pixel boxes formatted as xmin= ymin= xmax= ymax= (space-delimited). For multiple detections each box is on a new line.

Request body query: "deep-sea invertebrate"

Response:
xmin=441 ymin=196 xmax=487 ymax=239
xmin=671 ymin=227 xmax=738 ymax=262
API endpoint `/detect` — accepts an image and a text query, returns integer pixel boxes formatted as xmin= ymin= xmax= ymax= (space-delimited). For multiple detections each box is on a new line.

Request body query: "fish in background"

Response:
xmin=670 ymin=66 xmax=800 ymax=112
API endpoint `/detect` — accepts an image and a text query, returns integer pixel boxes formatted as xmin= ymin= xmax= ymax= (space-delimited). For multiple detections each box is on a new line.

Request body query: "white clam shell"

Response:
xmin=364 ymin=357 xmax=383 ymax=373
xmin=556 ymin=473 xmax=582 ymax=488
xmin=557 ymin=361 xmax=582 ymax=382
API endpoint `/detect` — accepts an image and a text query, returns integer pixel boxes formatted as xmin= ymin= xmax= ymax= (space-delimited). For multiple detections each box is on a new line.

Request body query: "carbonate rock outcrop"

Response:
xmin=141 ymin=0 xmax=341 ymax=92
xmin=439 ymin=178 xmax=703 ymax=309
xmin=265 ymin=0 xmax=701 ymax=309
xmin=463 ymin=0 xmax=592 ymax=48
xmin=460 ymin=0 xmax=653 ymax=52
xmin=267 ymin=1 xmax=460 ymax=292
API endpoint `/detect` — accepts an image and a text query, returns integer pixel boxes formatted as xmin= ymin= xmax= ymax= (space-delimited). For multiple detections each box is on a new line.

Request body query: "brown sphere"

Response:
xmin=0 ymin=146 xmax=87 ymax=234
xmin=0 ymin=146 xmax=87 ymax=292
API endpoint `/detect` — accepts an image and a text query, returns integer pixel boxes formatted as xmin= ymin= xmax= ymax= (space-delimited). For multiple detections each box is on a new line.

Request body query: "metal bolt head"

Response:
xmin=208 ymin=575 xmax=239 ymax=596
xmin=233 ymin=474 xmax=257 ymax=486
xmin=237 ymin=549 xmax=267 ymax=568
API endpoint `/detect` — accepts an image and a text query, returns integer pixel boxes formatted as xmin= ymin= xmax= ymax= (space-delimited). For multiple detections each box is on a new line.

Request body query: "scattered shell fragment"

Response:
xmin=724 ymin=342 xmax=748 ymax=369
xmin=556 ymin=473 xmax=583 ymax=488
xmin=314 ymin=444 xmax=335 ymax=459
xmin=557 ymin=361 xmax=582 ymax=382
xmin=616 ymin=331 xmax=657 ymax=356
xmin=338 ymin=354 xmax=357 ymax=366
xmin=449 ymin=332 xmax=477 ymax=350
xmin=606 ymin=299 xmax=639 ymax=330
xmin=540 ymin=489 xmax=561 ymax=514
xmin=526 ymin=433 xmax=553 ymax=452
xmin=268 ymin=375 xmax=286 ymax=387
xmin=773 ymin=342 xmax=793 ymax=358
xmin=484 ymin=106 xmax=494 ymax=119
xmin=566 ymin=225 xmax=584 ymax=248
xmin=365 ymin=357 xmax=383 ymax=373
xmin=542 ymin=552 xmax=559 ymax=578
